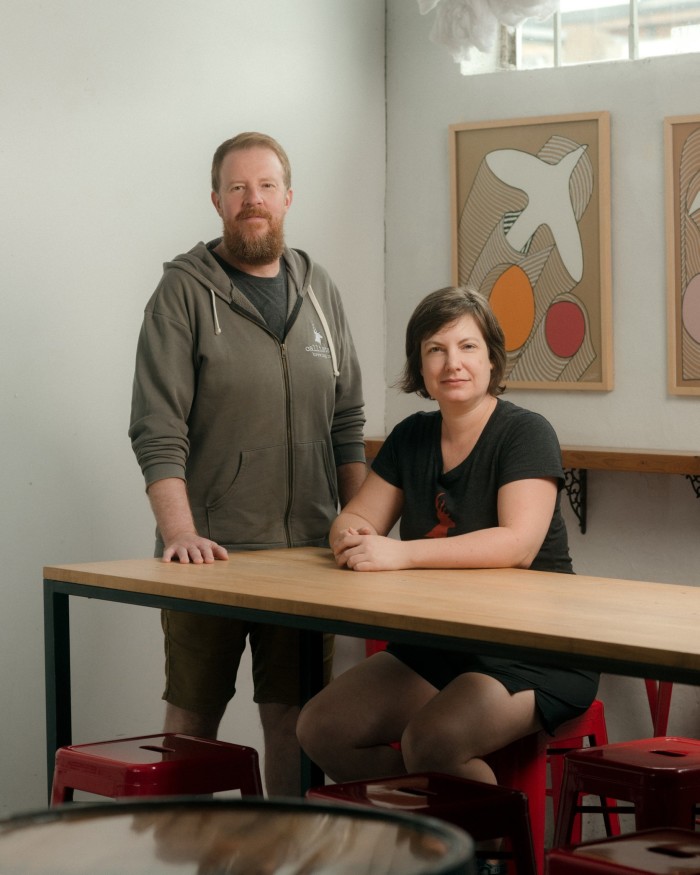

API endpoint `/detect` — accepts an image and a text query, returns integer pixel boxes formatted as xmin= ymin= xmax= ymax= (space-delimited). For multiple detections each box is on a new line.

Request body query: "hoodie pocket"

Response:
xmin=204 ymin=440 xmax=338 ymax=547
xmin=287 ymin=440 xmax=338 ymax=544
xmin=205 ymin=444 xmax=288 ymax=546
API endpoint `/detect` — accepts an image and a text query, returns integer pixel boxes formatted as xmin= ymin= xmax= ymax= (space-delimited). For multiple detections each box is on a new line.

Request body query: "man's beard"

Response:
xmin=221 ymin=207 xmax=285 ymax=267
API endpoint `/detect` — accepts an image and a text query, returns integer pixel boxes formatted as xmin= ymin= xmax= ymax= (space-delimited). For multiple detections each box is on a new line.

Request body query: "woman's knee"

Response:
xmin=401 ymin=719 xmax=464 ymax=772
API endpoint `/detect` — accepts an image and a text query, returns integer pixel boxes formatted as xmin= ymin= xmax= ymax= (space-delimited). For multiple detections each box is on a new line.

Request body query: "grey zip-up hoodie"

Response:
xmin=129 ymin=240 xmax=365 ymax=551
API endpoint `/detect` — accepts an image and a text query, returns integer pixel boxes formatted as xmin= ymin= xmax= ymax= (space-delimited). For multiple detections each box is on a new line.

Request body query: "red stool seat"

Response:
xmin=308 ymin=771 xmax=538 ymax=875
xmin=554 ymin=736 xmax=700 ymax=848
xmin=51 ymin=734 xmax=263 ymax=805
xmin=547 ymin=828 xmax=700 ymax=875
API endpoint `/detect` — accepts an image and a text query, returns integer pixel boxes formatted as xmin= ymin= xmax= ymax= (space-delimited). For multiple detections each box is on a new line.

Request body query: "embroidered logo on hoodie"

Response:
xmin=306 ymin=322 xmax=331 ymax=360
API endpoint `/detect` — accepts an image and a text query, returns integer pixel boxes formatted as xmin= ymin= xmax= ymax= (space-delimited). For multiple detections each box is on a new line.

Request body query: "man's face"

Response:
xmin=211 ymin=147 xmax=293 ymax=267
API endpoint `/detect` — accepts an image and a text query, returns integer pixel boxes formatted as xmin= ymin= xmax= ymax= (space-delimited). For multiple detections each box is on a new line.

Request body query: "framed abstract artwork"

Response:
xmin=665 ymin=115 xmax=700 ymax=395
xmin=449 ymin=112 xmax=613 ymax=390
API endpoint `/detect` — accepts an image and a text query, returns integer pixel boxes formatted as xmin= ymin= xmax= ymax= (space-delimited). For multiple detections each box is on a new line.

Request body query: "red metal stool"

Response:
xmin=644 ymin=681 xmax=674 ymax=736
xmin=547 ymin=828 xmax=700 ymax=875
xmin=306 ymin=712 xmax=610 ymax=875
xmin=51 ymin=734 xmax=263 ymax=805
xmin=548 ymin=700 xmax=620 ymax=845
xmin=488 ymin=730 xmax=547 ymax=874
xmin=308 ymin=770 xmax=538 ymax=875
xmin=365 ymin=638 xmax=388 ymax=657
xmin=364 ymin=640 xmax=614 ymax=853
xmin=487 ymin=712 xmax=618 ymax=873
xmin=553 ymin=737 xmax=700 ymax=849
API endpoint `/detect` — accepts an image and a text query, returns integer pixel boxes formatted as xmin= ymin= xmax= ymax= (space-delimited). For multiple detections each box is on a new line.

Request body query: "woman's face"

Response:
xmin=420 ymin=315 xmax=493 ymax=409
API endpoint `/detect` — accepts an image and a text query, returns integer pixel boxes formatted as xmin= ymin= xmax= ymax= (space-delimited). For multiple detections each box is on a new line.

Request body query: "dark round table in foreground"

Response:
xmin=0 ymin=797 xmax=475 ymax=874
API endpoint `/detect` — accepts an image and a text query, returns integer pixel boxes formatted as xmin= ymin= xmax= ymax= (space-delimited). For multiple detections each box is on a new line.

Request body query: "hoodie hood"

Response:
xmin=161 ymin=240 xmax=336 ymax=370
xmin=164 ymin=239 xmax=313 ymax=305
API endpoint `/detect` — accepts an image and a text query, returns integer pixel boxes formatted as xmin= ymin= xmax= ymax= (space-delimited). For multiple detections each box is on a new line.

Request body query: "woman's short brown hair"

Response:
xmin=399 ymin=287 xmax=507 ymax=399
xmin=211 ymin=132 xmax=292 ymax=193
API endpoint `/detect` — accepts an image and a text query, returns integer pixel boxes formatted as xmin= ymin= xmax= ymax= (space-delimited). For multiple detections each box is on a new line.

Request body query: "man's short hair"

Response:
xmin=211 ymin=132 xmax=292 ymax=193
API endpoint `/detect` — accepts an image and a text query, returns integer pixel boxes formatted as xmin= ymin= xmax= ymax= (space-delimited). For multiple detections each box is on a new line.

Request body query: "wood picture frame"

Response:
xmin=665 ymin=114 xmax=700 ymax=396
xmin=449 ymin=112 xmax=613 ymax=391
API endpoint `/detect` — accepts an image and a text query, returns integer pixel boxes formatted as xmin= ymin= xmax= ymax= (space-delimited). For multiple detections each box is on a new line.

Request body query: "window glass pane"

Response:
xmin=491 ymin=0 xmax=700 ymax=73
xmin=638 ymin=0 xmax=700 ymax=57
xmin=559 ymin=0 xmax=629 ymax=65
xmin=518 ymin=17 xmax=556 ymax=69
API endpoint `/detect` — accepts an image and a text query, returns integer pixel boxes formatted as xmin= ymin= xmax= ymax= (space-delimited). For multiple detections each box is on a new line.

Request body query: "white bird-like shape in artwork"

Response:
xmin=485 ymin=144 xmax=588 ymax=282
xmin=688 ymin=190 xmax=700 ymax=215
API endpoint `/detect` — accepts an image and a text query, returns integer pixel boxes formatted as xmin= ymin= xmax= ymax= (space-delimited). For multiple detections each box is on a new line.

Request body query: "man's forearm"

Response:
xmin=147 ymin=477 xmax=197 ymax=542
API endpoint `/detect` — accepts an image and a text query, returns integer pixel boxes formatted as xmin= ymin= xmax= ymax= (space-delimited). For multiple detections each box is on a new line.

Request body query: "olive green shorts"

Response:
xmin=161 ymin=610 xmax=334 ymax=713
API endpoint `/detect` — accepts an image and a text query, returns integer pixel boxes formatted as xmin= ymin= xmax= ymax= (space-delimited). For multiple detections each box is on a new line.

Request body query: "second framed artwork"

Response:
xmin=665 ymin=114 xmax=700 ymax=396
xmin=449 ymin=112 xmax=613 ymax=390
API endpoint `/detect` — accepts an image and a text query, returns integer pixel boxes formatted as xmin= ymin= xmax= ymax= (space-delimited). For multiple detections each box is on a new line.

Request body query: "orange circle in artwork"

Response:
xmin=489 ymin=265 xmax=536 ymax=352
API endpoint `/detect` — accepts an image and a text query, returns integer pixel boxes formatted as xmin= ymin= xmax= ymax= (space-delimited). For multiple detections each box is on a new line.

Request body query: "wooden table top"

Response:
xmin=44 ymin=547 xmax=700 ymax=679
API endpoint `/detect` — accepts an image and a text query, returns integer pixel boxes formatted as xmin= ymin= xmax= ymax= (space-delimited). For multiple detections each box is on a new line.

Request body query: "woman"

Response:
xmin=296 ymin=286 xmax=599 ymax=788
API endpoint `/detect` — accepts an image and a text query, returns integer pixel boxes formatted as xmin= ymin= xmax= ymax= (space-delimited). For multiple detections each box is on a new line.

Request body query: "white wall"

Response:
xmin=385 ymin=1 xmax=700 ymax=751
xmin=0 ymin=0 xmax=385 ymax=817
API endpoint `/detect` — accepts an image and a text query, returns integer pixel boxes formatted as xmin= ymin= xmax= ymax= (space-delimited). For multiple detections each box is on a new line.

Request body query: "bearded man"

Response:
xmin=129 ymin=132 xmax=366 ymax=796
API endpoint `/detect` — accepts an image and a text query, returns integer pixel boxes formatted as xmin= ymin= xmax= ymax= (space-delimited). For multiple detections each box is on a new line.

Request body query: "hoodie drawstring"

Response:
xmin=210 ymin=289 xmax=222 ymax=335
xmin=211 ymin=284 xmax=339 ymax=381
xmin=307 ymin=286 xmax=340 ymax=378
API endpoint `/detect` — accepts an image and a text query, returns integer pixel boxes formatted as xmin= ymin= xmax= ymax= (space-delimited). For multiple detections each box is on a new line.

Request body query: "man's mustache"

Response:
xmin=236 ymin=207 xmax=273 ymax=221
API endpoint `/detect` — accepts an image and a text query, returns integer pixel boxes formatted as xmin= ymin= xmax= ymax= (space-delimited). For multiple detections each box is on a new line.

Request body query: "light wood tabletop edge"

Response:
xmin=43 ymin=549 xmax=700 ymax=670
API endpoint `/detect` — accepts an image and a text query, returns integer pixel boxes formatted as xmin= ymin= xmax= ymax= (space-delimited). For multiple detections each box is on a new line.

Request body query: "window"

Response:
xmin=516 ymin=0 xmax=700 ymax=69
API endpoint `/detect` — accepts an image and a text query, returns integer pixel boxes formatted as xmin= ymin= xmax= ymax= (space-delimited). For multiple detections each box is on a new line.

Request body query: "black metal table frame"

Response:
xmin=44 ymin=577 xmax=700 ymax=801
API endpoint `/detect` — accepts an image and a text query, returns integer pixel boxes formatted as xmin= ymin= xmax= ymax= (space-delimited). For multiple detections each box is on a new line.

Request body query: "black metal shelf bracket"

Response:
xmin=564 ymin=467 xmax=588 ymax=534
xmin=687 ymin=475 xmax=700 ymax=499
xmin=564 ymin=470 xmax=699 ymax=536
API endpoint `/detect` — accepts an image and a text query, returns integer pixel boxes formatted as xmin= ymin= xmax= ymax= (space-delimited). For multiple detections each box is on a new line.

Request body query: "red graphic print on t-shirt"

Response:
xmin=425 ymin=492 xmax=456 ymax=539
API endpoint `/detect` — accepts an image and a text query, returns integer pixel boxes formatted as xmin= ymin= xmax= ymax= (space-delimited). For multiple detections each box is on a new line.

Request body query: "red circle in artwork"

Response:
xmin=545 ymin=301 xmax=586 ymax=358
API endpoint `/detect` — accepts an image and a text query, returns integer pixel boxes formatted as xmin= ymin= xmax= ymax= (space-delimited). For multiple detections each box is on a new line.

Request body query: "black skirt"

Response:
xmin=385 ymin=642 xmax=600 ymax=735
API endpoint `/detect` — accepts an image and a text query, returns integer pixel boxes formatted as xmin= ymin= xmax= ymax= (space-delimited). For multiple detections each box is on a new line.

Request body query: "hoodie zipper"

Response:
xmin=280 ymin=342 xmax=294 ymax=547
xmin=224 ymin=293 xmax=335 ymax=548
xmin=222 ymin=298 xmax=295 ymax=545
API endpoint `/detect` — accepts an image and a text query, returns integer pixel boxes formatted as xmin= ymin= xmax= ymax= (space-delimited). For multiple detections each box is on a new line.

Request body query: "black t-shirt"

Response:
xmin=372 ymin=399 xmax=572 ymax=573
xmin=212 ymin=252 xmax=288 ymax=341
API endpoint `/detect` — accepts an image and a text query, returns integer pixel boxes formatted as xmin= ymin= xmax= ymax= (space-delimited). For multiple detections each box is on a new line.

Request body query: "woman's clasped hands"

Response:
xmin=331 ymin=526 xmax=410 ymax=572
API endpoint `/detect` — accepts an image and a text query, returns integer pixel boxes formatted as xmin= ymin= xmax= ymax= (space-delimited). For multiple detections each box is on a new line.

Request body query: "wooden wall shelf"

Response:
xmin=364 ymin=439 xmax=700 ymax=534
xmin=560 ymin=447 xmax=700 ymax=476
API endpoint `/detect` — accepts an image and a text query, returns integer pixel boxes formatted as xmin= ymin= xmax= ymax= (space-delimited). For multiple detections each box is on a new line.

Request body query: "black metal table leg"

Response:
xmin=43 ymin=583 xmax=72 ymax=802
xmin=299 ymin=628 xmax=325 ymax=793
